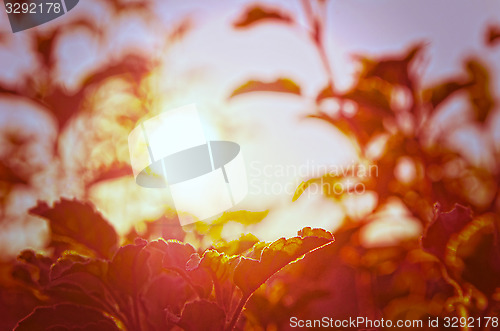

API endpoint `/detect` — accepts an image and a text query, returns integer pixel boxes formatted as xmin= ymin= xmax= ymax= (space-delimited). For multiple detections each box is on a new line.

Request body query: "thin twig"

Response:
xmin=300 ymin=0 xmax=335 ymax=92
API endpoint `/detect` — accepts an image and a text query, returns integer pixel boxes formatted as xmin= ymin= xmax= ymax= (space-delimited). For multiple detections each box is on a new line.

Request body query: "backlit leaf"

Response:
xmin=233 ymin=6 xmax=292 ymax=28
xmin=216 ymin=210 xmax=269 ymax=226
xmin=214 ymin=233 xmax=260 ymax=256
xmin=229 ymin=78 xmax=301 ymax=98
xmin=187 ymin=250 xmax=241 ymax=311
xmin=107 ymin=241 xmax=149 ymax=296
xmin=356 ymin=43 xmax=425 ymax=89
xmin=234 ymin=228 xmax=335 ymax=295
xmin=29 ymin=199 xmax=118 ymax=259
xmin=16 ymin=250 xmax=53 ymax=287
xmin=342 ymin=79 xmax=393 ymax=115
xmin=187 ymin=250 xmax=240 ymax=282
xmin=292 ymin=178 xmax=320 ymax=202
xmin=162 ymin=241 xmax=212 ymax=298
xmin=298 ymin=227 xmax=334 ymax=240
xmin=142 ymin=274 xmax=193 ymax=331
xmin=293 ymin=174 xmax=347 ymax=202
xmin=486 ymin=25 xmax=500 ymax=46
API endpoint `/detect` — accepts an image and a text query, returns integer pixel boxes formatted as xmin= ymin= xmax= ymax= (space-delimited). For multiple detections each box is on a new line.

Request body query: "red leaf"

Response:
xmin=0 ymin=160 xmax=29 ymax=185
xmin=423 ymin=79 xmax=474 ymax=110
xmin=47 ymin=256 xmax=114 ymax=314
xmin=316 ymin=84 xmax=335 ymax=103
xmin=187 ymin=250 xmax=241 ymax=311
xmin=421 ymin=204 xmax=473 ymax=262
xmin=47 ymin=273 xmax=114 ymax=316
xmin=169 ymin=300 xmax=226 ymax=331
xmin=29 ymin=199 xmax=118 ymax=259
xmin=458 ymin=215 xmax=500 ymax=296
xmin=162 ymin=241 xmax=197 ymax=270
xmin=107 ymin=242 xmax=149 ymax=297
xmin=355 ymin=43 xmax=425 ymax=88
xmin=142 ymin=274 xmax=194 ymax=331
xmin=16 ymin=250 xmax=53 ymax=287
xmin=168 ymin=18 xmax=193 ymax=43
xmin=14 ymin=304 xmax=119 ymax=331
xmin=229 ymin=78 xmax=301 ymax=98
xmin=234 ymin=228 xmax=334 ymax=296
xmin=465 ymin=59 xmax=494 ymax=123
xmin=124 ymin=215 xmax=186 ymax=243
xmin=233 ymin=6 xmax=292 ymax=28
xmin=188 ymin=250 xmax=240 ymax=281
xmin=486 ymin=25 xmax=500 ymax=46
xmin=162 ymin=241 xmax=212 ymax=298
xmin=298 ymin=227 xmax=335 ymax=239
xmin=49 ymin=254 xmax=91 ymax=281
xmin=216 ymin=210 xmax=269 ymax=226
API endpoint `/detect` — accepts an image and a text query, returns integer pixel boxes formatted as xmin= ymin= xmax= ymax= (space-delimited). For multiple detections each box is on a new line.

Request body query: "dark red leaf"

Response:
xmin=16 ymin=250 xmax=53 ymax=287
xmin=46 ymin=256 xmax=115 ymax=315
xmin=465 ymin=59 xmax=494 ymax=123
xmin=486 ymin=25 xmax=500 ymax=46
xmin=11 ymin=265 xmax=37 ymax=287
xmin=49 ymin=254 xmax=90 ymax=281
xmin=216 ymin=210 xmax=269 ymax=226
xmin=214 ymin=233 xmax=260 ymax=256
xmin=187 ymin=250 xmax=241 ymax=311
xmin=345 ymin=87 xmax=392 ymax=115
xmin=421 ymin=204 xmax=473 ymax=262
xmin=14 ymin=304 xmax=119 ymax=331
xmin=168 ymin=18 xmax=193 ymax=43
xmin=142 ymin=274 xmax=194 ymax=331
xmin=124 ymin=215 xmax=186 ymax=243
xmin=229 ymin=78 xmax=301 ymax=98
xmin=356 ymin=43 xmax=425 ymax=89
xmin=107 ymin=242 xmax=149 ymax=296
xmin=29 ymin=199 xmax=118 ymax=259
xmin=316 ymin=84 xmax=335 ymax=103
xmin=169 ymin=300 xmax=226 ymax=331
xmin=458 ymin=215 xmax=500 ymax=296
xmin=423 ymin=79 xmax=474 ymax=110
xmin=162 ymin=241 xmax=212 ymax=298
xmin=233 ymin=6 xmax=292 ymax=28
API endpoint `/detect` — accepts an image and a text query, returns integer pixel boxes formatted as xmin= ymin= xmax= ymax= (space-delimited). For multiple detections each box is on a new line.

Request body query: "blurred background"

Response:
xmin=0 ymin=0 xmax=499 ymax=259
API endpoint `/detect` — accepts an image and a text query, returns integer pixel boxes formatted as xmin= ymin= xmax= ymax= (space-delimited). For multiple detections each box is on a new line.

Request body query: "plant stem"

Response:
xmin=300 ymin=0 xmax=335 ymax=91
xmin=225 ymin=294 xmax=250 ymax=331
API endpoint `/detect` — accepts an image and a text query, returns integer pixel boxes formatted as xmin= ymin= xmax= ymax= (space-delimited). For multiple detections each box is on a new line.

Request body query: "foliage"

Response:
xmin=4 ymin=199 xmax=333 ymax=330
xmin=0 ymin=0 xmax=499 ymax=330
